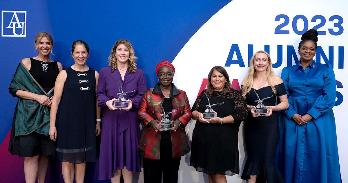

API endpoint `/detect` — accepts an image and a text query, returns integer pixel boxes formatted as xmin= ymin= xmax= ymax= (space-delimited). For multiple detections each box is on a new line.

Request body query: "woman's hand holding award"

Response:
xmin=112 ymin=87 xmax=130 ymax=109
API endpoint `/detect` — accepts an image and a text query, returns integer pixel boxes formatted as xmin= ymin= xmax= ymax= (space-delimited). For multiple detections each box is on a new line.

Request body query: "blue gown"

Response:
xmin=279 ymin=61 xmax=341 ymax=183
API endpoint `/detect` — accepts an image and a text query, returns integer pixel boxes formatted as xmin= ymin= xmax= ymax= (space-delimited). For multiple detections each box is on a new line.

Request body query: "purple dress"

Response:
xmin=97 ymin=67 xmax=146 ymax=180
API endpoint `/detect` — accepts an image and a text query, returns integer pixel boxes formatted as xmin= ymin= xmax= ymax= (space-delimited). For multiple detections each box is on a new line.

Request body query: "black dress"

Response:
xmin=241 ymin=83 xmax=286 ymax=182
xmin=56 ymin=67 xmax=97 ymax=163
xmin=190 ymin=89 xmax=248 ymax=175
xmin=29 ymin=58 xmax=60 ymax=92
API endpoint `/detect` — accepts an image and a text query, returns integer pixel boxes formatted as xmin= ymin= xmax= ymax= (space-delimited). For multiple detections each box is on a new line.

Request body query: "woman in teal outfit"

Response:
xmin=279 ymin=29 xmax=341 ymax=183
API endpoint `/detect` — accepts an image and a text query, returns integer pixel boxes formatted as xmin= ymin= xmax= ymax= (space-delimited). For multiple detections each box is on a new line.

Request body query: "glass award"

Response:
xmin=203 ymin=105 xmax=217 ymax=119
xmin=253 ymin=89 xmax=272 ymax=116
xmin=160 ymin=111 xmax=172 ymax=131
xmin=203 ymin=93 xmax=221 ymax=119
xmin=112 ymin=88 xmax=130 ymax=108
xmin=254 ymin=99 xmax=268 ymax=116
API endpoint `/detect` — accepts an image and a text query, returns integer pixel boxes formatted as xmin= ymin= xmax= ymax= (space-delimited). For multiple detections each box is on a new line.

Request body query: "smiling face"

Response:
xmin=115 ymin=43 xmax=130 ymax=64
xmin=253 ymin=52 xmax=270 ymax=73
xmin=72 ymin=44 xmax=88 ymax=66
xmin=157 ymin=66 xmax=174 ymax=87
xmin=299 ymin=40 xmax=316 ymax=63
xmin=210 ymin=69 xmax=226 ymax=91
xmin=35 ymin=36 xmax=52 ymax=57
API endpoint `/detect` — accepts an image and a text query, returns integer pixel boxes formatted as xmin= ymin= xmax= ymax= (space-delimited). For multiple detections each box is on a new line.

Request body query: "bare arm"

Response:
xmin=271 ymin=94 xmax=289 ymax=111
xmin=270 ymin=76 xmax=289 ymax=111
xmin=49 ymin=70 xmax=67 ymax=141
xmin=95 ymin=71 xmax=101 ymax=136
xmin=57 ymin=61 xmax=63 ymax=71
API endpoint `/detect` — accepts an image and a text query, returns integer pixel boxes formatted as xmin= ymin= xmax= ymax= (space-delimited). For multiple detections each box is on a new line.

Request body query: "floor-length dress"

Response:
xmin=242 ymin=84 xmax=286 ymax=182
xmin=279 ymin=62 xmax=341 ymax=183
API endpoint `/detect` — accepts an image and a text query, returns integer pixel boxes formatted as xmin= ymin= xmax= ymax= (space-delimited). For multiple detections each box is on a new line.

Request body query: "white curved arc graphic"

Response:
xmin=172 ymin=0 xmax=284 ymax=105
xmin=172 ymin=0 xmax=348 ymax=182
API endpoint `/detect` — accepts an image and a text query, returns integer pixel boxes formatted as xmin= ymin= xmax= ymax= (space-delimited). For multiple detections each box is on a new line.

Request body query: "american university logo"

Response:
xmin=1 ymin=11 xmax=27 ymax=37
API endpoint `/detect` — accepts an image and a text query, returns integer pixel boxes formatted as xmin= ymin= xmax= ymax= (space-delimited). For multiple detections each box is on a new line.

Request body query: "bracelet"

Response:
xmin=96 ymin=119 xmax=101 ymax=122
xmin=220 ymin=118 xmax=223 ymax=124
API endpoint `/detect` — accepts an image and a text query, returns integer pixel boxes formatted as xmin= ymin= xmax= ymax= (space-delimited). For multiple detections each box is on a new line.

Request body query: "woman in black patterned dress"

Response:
xmin=190 ymin=66 xmax=248 ymax=183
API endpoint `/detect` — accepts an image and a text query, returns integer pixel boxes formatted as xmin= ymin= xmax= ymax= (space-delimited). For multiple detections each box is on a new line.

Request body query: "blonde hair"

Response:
xmin=34 ymin=32 xmax=53 ymax=46
xmin=242 ymin=50 xmax=276 ymax=97
xmin=108 ymin=39 xmax=137 ymax=72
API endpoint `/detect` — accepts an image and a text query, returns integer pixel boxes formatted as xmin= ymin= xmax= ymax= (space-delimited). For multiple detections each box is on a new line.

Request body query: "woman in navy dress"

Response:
xmin=241 ymin=50 xmax=288 ymax=183
xmin=50 ymin=40 xmax=100 ymax=183
xmin=279 ymin=29 xmax=341 ymax=183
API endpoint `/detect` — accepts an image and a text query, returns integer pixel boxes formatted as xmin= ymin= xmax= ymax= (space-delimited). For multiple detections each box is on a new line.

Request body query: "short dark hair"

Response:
xmin=71 ymin=40 xmax=90 ymax=54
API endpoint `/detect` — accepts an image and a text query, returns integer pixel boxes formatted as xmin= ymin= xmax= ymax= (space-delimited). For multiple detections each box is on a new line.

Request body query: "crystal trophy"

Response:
xmin=112 ymin=88 xmax=130 ymax=108
xmin=253 ymin=89 xmax=271 ymax=116
xmin=160 ymin=111 xmax=172 ymax=131
xmin=203 ymin=93 xmax=218 ymax=119
xmin=203 ymin=105 xmax=217 ymax=119
xmin=254 ymin=99 xmax=268 ymax=116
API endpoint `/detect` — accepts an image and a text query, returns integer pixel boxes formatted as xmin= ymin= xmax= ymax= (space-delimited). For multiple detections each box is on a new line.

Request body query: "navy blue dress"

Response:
xmin=279 ymin=62 xmax=341 ymax=183
xmin=56 ymin=68 xmax=97 ymax=163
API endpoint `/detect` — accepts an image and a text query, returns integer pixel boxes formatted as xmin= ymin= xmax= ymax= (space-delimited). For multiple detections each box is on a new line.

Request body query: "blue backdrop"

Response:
xmin=0 ymin=1 xmax=230 ymax=182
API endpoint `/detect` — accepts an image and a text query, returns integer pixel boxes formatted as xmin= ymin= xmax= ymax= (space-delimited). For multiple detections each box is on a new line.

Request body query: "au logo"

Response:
xmin=1 ymin=10 xmax=27 ymax=37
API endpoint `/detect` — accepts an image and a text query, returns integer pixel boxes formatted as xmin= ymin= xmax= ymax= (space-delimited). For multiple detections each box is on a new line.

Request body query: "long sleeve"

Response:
xmin=307 ymin=66 xmax=336 ymax=119
xmin=138 ymin=90 xmax=155 ymax=125
xmin=177 ymin=91 xmax=192 ymax=125
xmin=129 ymin=70 xmax=147 ymax=109
xmin=97 ymin=69 xmax=110 ymax=108
xmin=191 ymin=90 xmax=205 ymax=112
xmin=281 ymin=67 xmax=297 ymax=119
xmin=231 ymin=90 xmax=248 ymax=122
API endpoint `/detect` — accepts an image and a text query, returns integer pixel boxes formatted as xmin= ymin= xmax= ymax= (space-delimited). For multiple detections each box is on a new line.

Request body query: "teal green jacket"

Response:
xmin=9 ymin=63 xmax=53 ymax=136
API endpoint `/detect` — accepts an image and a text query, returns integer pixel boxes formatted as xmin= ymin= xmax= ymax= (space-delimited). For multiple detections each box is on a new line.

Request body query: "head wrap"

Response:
xmin=155 ymin=60 xmax=175 ymax=75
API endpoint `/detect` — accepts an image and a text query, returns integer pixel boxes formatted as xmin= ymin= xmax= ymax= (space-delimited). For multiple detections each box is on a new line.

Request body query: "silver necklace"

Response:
xmin=253 ymin=89 xmax=274 ymax=105
xmin=34 ymin=57 xmax=50 ymax=72
xmin=41 ymin=62 xmax=49 ymax=72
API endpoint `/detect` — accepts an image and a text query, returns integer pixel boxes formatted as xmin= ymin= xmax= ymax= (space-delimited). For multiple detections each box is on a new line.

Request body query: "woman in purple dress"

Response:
xmin=97 ymin=39 xmax=147 ymax=183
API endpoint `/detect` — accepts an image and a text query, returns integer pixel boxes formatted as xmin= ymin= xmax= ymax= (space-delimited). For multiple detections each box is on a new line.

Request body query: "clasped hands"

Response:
xmin=292 ymin=114 xmax=312 ymax=125
xmin=36 ymin=94 xmax=52 ymax=107
xmin=106 ymin=98 xmax=132 ymax=111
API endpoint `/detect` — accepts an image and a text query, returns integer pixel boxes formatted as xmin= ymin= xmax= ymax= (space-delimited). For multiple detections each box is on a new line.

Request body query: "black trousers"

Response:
xmin=143 ymin=131 xmax=181 ymax=183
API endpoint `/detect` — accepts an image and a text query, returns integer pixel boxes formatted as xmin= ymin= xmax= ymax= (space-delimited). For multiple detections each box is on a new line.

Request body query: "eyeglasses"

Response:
xmin=158 ymin=72 xmax=174 ymax=78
